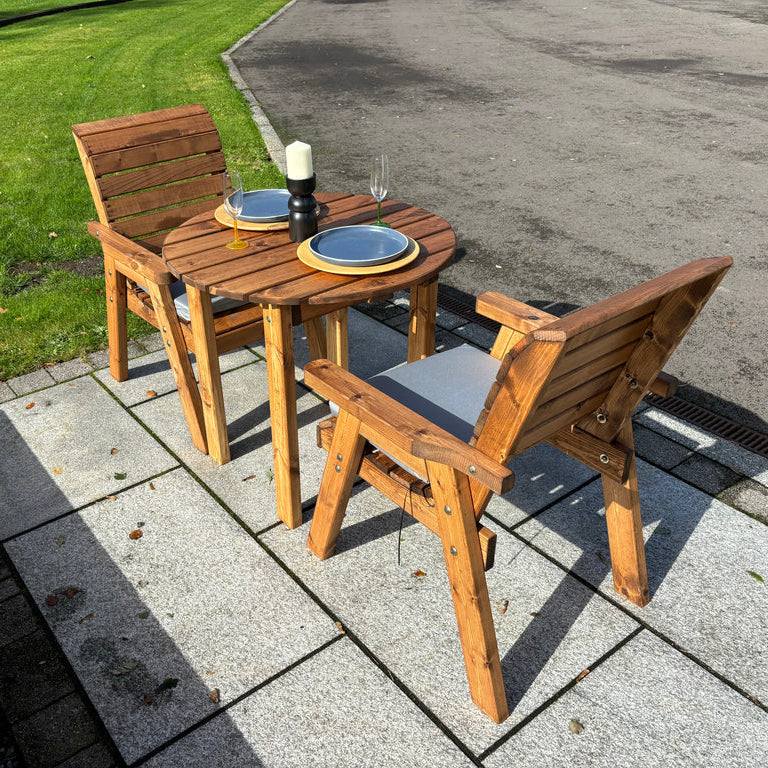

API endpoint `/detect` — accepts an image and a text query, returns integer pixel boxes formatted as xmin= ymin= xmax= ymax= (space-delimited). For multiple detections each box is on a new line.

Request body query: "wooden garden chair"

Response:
xmin=303 ymin=256 xmax=732 ymax=723
xmin=72 ymin=104 xmax=332 ymax=464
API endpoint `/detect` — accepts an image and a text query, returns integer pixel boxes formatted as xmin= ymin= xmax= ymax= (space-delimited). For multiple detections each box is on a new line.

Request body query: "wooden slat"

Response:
xmin=72 ymin=103 xmax=208 ymax=138
xmin=76 ymin=112 xmax=216 ymax=157
xmin=98 ymin=153 xmax=226 ymax=198
xmin=114 ymin=198 xmax=221 ymax=240
xmin=90 ymin=131 xmax=222 ymax=177
xmin=105 ymin=175 xmax=222 ymax=220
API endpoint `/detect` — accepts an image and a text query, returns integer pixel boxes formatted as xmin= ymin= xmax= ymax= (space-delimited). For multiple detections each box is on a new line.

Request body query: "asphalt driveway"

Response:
xmin=232 ymin=0 xmax=768 ymax=432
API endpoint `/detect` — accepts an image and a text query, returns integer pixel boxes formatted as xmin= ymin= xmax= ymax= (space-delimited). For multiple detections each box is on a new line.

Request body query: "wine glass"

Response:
xmin=370 ymin=155 xmax=390 ymax=227
xmin=223 ymin=170 xmax=248 ymax=249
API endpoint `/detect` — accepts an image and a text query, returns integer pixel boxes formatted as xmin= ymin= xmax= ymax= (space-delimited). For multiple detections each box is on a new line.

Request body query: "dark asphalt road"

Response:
xmin=233 ymin=0 xmax=768 ymax=433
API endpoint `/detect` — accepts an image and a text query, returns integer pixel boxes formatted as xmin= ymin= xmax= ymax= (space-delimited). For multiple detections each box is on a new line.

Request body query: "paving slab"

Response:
xmin=719 ymin=478 xmax=768 ymax=524
xmin=132 ymin=363 xmax=331 ymax=532
xmin=145 ymin=638 xmax=477 ymax=768
xmin=5 ymin=468 xmax=339 ymax=764
xmin=48 ymin=359 xmax=94 ymax=383
xmin=485 ymin=630 xmax=768 ymax=768
xmin=260 ymin=486 xmax=638 ymax=754
xmin=484 ymin=443 xmax=598 ymax=529
xmin=631 ymin=422 xmax=694 ymax=470
xmin=636 ymin=408 xmax=768 ymax=486
xmin=0 ymin=381 xmax=16 ymax=404
xmin=670 ymin=451 xmax=744 ymax=496
xmin=0 ymin=377 xmax=177 ymax=539
xmin=94 ymin=347 xmax=258 ymax=407
xmin=6 ymin=368 xmax=55 ymax=397
xmin=514 ymin=460 xmax=768 ymax=704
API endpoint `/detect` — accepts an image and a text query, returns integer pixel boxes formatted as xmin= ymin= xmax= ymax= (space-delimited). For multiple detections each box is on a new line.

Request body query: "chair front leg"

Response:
xmin=146 ymin=283 xmax=207 ymax=454
xmin=601 ymin=421 xmax=650 ymax=607
xmin=428 ymin=460 xmax=509 ymax=723
xmin=307 ymin=410 xmax=366 ymax=559
xmin=103 ymin=251 xmax=128 ymax=382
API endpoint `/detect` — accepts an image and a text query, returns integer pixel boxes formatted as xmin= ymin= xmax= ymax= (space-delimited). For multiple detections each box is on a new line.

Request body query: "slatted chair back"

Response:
xmin=72 ymin=103 xmax=226 ymax=253
xmin=470 ymin=257 xmax=732 ymax=510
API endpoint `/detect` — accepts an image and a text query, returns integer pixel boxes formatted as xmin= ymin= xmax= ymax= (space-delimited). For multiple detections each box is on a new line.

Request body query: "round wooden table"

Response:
xmin=162 ymin=192 xmax=456 ymax=528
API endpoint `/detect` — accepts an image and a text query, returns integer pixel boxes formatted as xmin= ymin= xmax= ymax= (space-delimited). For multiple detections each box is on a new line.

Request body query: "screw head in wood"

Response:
xmin=337 ymin=453 xmax=343 ymax=461
xmin=600 ymin=454 xmax=610 ymax=464
xmin=468 ymin=465 xmax=477 ymax=475
xmin=444 ymin=505 xmax=452 ymax=515
xmin=596 ymin=412 xmax=608 ymax=424
xmin=334 ymin=464 xmax=341 ymax=472
xmin=449 ymin=546 xmax=457 ymax=556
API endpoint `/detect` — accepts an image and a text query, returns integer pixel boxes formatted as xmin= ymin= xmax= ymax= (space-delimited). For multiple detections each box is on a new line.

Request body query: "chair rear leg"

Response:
xmin=104 ymin=253 xmax=128 ymax=382
xmin=304 ymin=315 xmax=328 ymax=361
xmin=601 ymin=422 xmax=650 ymax=607
xmin=307 ymin=410 xmax=366 ymax=559
xmin=429 ymin=461 xmax=509 ymax=723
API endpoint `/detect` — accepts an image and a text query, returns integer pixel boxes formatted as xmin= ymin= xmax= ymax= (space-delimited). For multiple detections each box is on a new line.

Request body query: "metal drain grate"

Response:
xmin=436 ymin=291 xmax=768 ymax=460
xmin=645 ymin=394 xmax=768 ymax=459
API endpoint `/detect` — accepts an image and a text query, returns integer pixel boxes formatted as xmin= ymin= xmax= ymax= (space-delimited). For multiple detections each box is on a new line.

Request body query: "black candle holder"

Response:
xmin=287 ymin=174 xmax=318 ymax=242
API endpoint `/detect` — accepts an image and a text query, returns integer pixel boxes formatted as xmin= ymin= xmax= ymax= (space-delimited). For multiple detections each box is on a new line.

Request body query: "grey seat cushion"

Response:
xmin=331 ymin=344 xmax=501 ymax=446
xmin=137 ymin=281 xmax=249 ymax=321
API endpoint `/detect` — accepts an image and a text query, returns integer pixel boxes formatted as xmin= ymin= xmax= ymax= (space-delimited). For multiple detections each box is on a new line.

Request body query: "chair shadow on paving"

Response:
xmin=1 ymin=413 xmax=270 ymax=766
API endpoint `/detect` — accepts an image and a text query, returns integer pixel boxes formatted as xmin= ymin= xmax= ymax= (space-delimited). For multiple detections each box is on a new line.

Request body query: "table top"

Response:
xmin=162 ymin=192 xmax=455 ymax=306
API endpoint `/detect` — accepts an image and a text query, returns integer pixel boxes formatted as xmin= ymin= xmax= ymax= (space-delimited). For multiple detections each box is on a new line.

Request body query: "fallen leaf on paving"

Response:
xmin=148 ymin=482 xmax=155 ymax=490
xmin=56 ymin=536 xmax=66 ymax=547
xmin=596 ymin=551 xmax=608 ymax=565
xmin=146 ymin=390 xmax=157 ymax=397
xmin=569 ymin=718 xmax=584 ymax=734
xmin=242 ymin=474 xmax=256 ymax=482
xmin=530 ymin=611 xmax=539 ymax=617
xmin=412 ymin=570 xmax=427 ymax=578
xmin=46 ymin=595 xmax=59 ymax=606
xmin=155 ymin=677 xmax=179 ymax=694
xmin=205 ymin=670 xmax=215 ymax=675
xmin=129 ymin=530 xmax=143 ymax=540
xmin=114 ymin=472 xmax=127 ymax=480
xmin=53 ymin=467 xmax=64 ymax=475
xmin=498 ymin=600 xmax=509 ymax=615
xmin=106 ymin=495 xmax=117 ymax=501
xmin=576 ymin=669 xmax=590 ymax=682
xmin=110 ymin=448 xmax=119 ymax=455
xmin=78 ymin=613 xmax=94 ymax=624
xmin=335 ymin=621 xmax=345 ymax=634
xmin=166 ymin=613 xmax=174 ymax=619
xmin=209 ymin=689 xmax=220 ymax=704
xmin=65 ymin=586 xmax=79 ymax=598
xmin=144 ymin=694 xmax=154 ymax=705
xmin=25 ymin=402 xmax=35 ymax=409
xmin=138 ymin=611 xmax=150 ymax=619
xmin=137 ymin=521 xmax=145 ymax=528
xmin=747 ymin=570 xmax=764 ymax=584
xmin=265 ymin=469 xmax=274 ymax=483
xmin=654 ymin=526 xmax=671 ymax=535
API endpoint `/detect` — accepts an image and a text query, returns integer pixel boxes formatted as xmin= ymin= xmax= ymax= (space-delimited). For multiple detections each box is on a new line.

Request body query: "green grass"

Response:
xmin=0 ymin=0 xmax=90 ymax=20
xmin=0 ymin=0 xmax=288 ymax=381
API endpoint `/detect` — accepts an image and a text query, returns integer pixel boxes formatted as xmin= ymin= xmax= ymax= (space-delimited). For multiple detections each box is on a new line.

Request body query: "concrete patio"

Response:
xmin=1 ymin=297 xmax=767 ymax=767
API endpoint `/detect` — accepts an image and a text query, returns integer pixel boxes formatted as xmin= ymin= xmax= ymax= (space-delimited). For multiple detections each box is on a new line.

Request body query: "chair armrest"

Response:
xmin=87 ymin=221 xmax=175 ymax=285
xmin=304 ymin=359 xmax=514 ymax=496
xmin=476 ymin=292 xmax=558 ymax=333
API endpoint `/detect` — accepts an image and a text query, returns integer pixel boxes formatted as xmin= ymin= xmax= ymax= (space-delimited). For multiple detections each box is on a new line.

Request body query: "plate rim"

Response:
xmin=308 ymin=225 xmax=409 ymax=266
xmin=238 ymin=188 xmax=291 ymax=223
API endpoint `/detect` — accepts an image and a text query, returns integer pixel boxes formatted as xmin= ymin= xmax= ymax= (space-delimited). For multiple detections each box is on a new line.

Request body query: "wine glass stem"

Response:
xmin=377 ymin=199 xmax=383 ymax=224
xmin=234 ymin=219 xmax=240 ymax=242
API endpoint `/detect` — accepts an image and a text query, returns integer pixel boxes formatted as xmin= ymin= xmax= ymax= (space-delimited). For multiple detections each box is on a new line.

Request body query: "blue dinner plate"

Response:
xmin=308 ymin=226 xmax=409 ymax=267
xmin=238 ymin=189 xmax=291 ymax=222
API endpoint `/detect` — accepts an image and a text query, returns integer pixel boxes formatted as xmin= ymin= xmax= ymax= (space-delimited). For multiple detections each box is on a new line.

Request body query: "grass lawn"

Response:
xmin=0 ymin=0 xmax=288 ymax=381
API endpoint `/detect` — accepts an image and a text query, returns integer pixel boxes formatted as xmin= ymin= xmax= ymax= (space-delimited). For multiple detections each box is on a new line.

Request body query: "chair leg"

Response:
xmin=325 ymin=308 xmax=349 ymax=369
xmin=428 ymin=461 xmax=509 ymax=723
xmin=307 ymin=410 xmax=366 ymax=559
xmin=186 ymin=285 xmax=230 ymax=465
xmin=304 ymin=315 xmax=327 ymax=361
xmin=104 ymin=253 xmax=128 ymax=382
xmin=601 ymin=421 xmax=650 ymax=607
xmin=146 ymin=283 xmax=208 ymax=455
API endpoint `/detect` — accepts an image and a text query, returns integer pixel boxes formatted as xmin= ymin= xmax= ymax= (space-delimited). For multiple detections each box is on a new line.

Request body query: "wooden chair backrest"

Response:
xmin=472 ymin=257 xmax=732 ymax=465
xmin=72 ymin=104 xmax=226 ymax=253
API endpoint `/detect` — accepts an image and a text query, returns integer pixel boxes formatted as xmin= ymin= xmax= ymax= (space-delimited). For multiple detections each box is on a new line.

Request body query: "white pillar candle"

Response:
xmin=285 ymin=141 xmax=313 ymax=180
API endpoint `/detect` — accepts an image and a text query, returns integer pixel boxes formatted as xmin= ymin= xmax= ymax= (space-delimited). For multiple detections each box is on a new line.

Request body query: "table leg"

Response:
xmin=263 ymin=304 xmax=302 ymax=529
xmin=408 ymin=278 xmax=439 ymax=363
xmin=325 ymin=308 xmax=349 ymax=369
xmin=186 ymin=285 xmax=230 ymax=465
